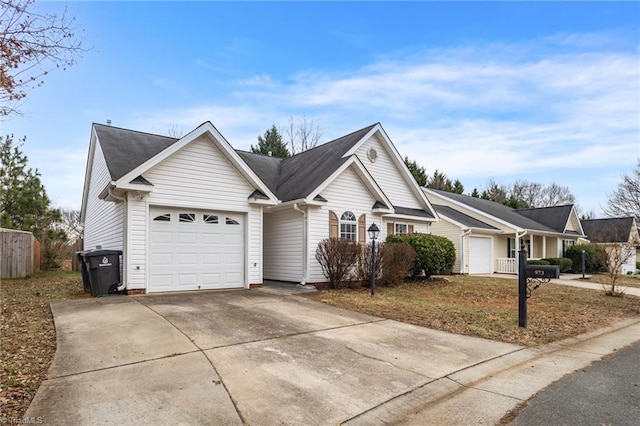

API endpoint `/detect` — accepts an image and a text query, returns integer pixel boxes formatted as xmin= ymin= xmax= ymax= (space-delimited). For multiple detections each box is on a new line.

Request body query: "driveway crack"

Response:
xmin=133 ymin=298 xmax=249 ymax=425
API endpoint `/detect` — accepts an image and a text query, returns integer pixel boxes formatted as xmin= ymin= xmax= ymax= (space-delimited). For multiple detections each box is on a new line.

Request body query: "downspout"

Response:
xmin=460 ymin=228 xmax=472 ymax=274
xmin=293 ymin=203 xmax=307 ymax=286
xmin=108 ymin=187 xmax=128 ymax=292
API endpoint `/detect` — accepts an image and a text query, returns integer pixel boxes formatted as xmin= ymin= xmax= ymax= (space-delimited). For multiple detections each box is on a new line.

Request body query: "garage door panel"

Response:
xmin=151 ymin=231 xmax=173 ymax=244
xmin=202 ymin=232 xmax=222 ymax=244
xmin=202 ymin=273 xmax=221 ymax=286
xmin=178 ymin=253 xmax=198 ymax=265
xmin=149 ymin=207 xmax=245 ymax=292
xmin=225 ymin=272 xmax=243 ymax=285
xmin=178 ymin=232 xmax=198 ymax=244
xmin=202 ymin=254 xmax=220 ymax=265
xmin=178 ymin=274 xmax=197 ymax=287
xmin=153 ymin=274 xmax=173 ymax=288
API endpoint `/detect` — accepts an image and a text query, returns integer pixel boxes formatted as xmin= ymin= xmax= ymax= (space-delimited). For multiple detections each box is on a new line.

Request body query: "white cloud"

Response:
xmin=130 ymin=31 xmax=638 ymax=215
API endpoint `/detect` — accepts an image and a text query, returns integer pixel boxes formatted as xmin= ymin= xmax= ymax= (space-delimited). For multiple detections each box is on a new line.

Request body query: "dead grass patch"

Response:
xmin=303 ymin=275 xmax=640 ymax=346
xmin=1 ymin=271 xmax=89 ymax=419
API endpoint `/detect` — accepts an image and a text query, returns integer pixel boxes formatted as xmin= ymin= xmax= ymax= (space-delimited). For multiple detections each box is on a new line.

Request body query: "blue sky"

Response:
xmin=3 ymin=1 xmax=639 ymax=216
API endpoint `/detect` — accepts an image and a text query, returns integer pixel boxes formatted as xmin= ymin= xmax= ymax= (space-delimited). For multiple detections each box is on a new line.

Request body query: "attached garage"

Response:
xmin=468 ymin=236 xmax=492 ymax=274
xmin=148 ymin=207 xmax=245 ymax=292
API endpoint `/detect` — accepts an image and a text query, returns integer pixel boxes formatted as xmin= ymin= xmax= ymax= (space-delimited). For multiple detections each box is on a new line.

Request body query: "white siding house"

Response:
xmin=425 ymin=189 xmax=586 ymax=275
xmin=81 ymin=121 xmax=439 ymax=293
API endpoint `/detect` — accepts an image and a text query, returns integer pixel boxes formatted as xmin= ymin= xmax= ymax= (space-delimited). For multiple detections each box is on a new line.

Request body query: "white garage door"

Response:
xmin=469 ymin=236 xmax=492 ymax=274
xmin=149 ymin=207 xmax=244 ymax=292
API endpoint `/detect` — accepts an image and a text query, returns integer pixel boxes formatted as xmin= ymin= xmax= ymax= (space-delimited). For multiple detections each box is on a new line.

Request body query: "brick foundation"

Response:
xmin=126 ymin=288 xmax=146 ymax=295
xmin=249 ymin=283 xmax=262 ymax=289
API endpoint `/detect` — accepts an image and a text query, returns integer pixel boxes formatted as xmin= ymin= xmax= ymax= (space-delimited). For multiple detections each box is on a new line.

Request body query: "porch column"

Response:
xmin=542 ymin=236 xmax=546 ymax=259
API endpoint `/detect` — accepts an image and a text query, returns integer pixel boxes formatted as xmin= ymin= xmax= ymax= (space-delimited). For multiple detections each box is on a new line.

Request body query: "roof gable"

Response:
xmin=516 ymin=205 xmax=575 ymax=233
xmin=237 ymin=124 xmax=387 ymax=203
xmin=94 ymin=122 xmax=278 ymax=204
xmin=581 ymin=217 xmax=637 ymax=243
xmin=93 ymin=123 xmax=179 ymax=181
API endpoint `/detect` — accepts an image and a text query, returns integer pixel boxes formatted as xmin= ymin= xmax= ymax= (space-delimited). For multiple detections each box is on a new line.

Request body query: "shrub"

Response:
xmin=379 ymin=242 xmax=416 ymax=286
xmin=526 ymin=259 xmax=550 ymax=266
xmin=542 ymin=257 xmax=572 ymax=272
xmin=386 ymin=233 xmax=455 ymax=279
xmin=565 ymin=244 xmax=606 ymax=273
xmin=315 ymin=238 xmax=359 ymax=289
xmin=356 ymin=241 xmax=383 ymax=286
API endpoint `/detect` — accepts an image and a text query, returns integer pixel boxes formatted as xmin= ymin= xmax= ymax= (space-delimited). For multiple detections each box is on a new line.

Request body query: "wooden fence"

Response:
xmin=1 ymin=228 xmax=40 ymax=279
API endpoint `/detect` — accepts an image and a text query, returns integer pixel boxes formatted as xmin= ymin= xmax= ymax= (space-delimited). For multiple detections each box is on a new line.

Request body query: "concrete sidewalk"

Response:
xmin=344 ymin=318 xmax=640 ymax=425
xmin=485 ymin=273 xmax=640 ymax=298
xmin=25 ymin=289 xmax=640 ymax=425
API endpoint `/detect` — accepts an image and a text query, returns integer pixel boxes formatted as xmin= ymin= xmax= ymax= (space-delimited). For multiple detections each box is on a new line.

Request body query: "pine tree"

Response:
xmin=251 ymin=125 xmax=291 ymax=158
xmin=404 ymin=156 xmax=427 ymax=187
xmin=1 ymin=134 xmax=67 ymax=268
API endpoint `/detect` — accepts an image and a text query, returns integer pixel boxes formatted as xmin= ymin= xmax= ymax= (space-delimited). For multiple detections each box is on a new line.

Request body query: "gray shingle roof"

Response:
xmin=235 ymin=151 xmax=283 ymax=195
xmin=516 ymin=205 xmax=574 ymax=233
xmin=433 ymin=205 xmax=498 ymax=230
xmin=394 ymin=206 xmax=435 ymax=219
xmin=253 ymin=124 xmax=378 ymax=201
xmin=429 ymin=190 xmax=572 ymax=234
xmin=236 ymin=124 xmax=379 ymax=201
xmin=94 ymin=123 xmax=179 ymax=181
xmin=581 ymin=217 xmax=636 ymax=243
xmin=93 ymin=122 xmax=432 ymax=219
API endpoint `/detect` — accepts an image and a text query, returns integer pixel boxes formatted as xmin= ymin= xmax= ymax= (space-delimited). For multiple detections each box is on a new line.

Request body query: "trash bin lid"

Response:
xmin=83 ymin=249 xmax=123 ymax=258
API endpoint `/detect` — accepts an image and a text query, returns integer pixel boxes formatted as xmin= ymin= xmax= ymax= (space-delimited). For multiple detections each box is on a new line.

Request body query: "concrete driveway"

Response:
xmin=26 ymin=289 xmax=521 ymax=425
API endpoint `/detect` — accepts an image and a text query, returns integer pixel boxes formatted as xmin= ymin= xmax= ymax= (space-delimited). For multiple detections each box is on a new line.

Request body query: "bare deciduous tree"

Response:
xmin=599 ymin=242 xmax=637 ymax=296
xmin=604 ymin=159 xmax=640 ymax=219
xmin=58 ymin=207 xmax=82 ymax=242
xmin=539 ymin=182 xmax=576 ymax=207
xmin=481 ymin=178 xmax=576 ymax=208
xmin=1 ymin=0 xmax=84 ymax=116
xmin=166 ymin=123 xmax=184 ymax=138
xmin=284 ymin=115 xmax=322 ymax=155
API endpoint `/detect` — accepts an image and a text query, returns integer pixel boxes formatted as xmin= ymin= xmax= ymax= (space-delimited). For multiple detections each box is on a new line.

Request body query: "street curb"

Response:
xmin=343 ymin=317 xmax=640 ymax=425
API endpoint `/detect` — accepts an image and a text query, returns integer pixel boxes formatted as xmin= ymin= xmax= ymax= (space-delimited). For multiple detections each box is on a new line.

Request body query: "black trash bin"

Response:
xmin=76 ymin=251 xmax=92 ymax=293
xmin=83 ymin=250 xmax=123 ymax=297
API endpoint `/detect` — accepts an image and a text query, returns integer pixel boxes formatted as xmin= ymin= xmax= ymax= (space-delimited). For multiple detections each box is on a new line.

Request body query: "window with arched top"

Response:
xmin=340 ymin=211 xmax=357 ymax=241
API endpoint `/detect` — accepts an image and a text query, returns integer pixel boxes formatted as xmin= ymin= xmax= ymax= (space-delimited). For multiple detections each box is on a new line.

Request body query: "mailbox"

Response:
xmin=524 ymin=264 xmax=559 ymax=279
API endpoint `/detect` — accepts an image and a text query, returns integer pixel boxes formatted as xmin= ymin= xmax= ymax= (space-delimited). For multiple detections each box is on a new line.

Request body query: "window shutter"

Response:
xmin=358 ymin=214 xmax=366 ymax=245
xmin=507 ymin=238 xmax=511 ymax=257
xmin=329 ymin=211 xmax=338 ymax=239
xmin=387 ymin=222 xmax=394 ymax=237
xmin=408 ymin=225 xmax=414 ymax=233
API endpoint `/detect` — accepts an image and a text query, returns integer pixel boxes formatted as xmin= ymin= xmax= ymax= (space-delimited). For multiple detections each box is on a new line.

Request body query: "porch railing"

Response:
xmin=495 ymin=257 xmax=516 ymax=274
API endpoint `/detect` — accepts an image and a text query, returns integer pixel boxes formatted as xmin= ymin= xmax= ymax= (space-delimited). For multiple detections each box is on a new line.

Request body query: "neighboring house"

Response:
xmin=81 ymin=121 xmax=437 ymax=293
xmin=580 ymin=217 xmax=640 ymax=274
xmin=424 ymin=189 xmax=585 ymax=274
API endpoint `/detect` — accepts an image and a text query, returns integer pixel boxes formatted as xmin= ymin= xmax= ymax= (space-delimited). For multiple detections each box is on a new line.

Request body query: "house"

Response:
xmin=81 ymin=121 xmax=437 ymax=294
xmin=580 ymin=217 xmax=639 ymax=274
xmin=424 ymin=189 xmax=585 ymax=274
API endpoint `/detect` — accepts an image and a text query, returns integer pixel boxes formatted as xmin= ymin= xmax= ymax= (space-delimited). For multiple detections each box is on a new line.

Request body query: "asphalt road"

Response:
xmin=512 ymin=341 xmax=640 ymax=425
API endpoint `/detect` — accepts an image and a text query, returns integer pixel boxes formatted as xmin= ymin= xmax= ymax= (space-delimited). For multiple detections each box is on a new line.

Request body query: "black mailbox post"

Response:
xmin=518 ymin=250 xmax=560 ymax=328
xmin=83 ymin=250 xmax=122 ymax=297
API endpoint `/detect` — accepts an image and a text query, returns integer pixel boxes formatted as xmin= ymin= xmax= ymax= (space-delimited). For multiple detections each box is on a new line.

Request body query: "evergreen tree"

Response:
xmin=403 ymin=156 xmax=427 ymax=187
xmin=1 ymin=134 xmax=67 ymax=269
xmin=452 ymin=179 xmax=465 ymax=194
xmin=471 ymin=188 xmax=480 ymax=198
xmin=251 ymin=125 xmax=290 ymax=158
